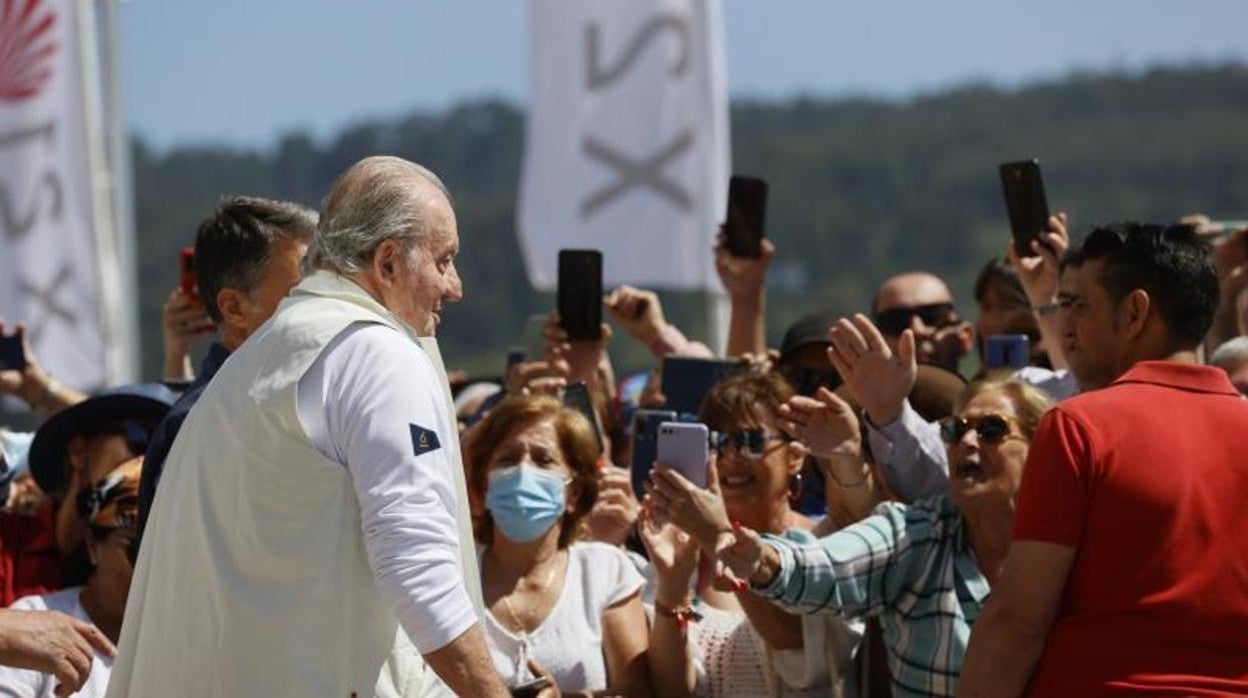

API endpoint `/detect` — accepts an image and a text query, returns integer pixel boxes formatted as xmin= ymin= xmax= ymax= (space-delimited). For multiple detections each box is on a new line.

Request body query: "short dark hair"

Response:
xmin=973 ymin=257 xmax=1028 ymax=308
xmin=194 ymin=196 xmax=317 ymax=322
xmin=1061 ymin=222 xmax=1217 ymax=349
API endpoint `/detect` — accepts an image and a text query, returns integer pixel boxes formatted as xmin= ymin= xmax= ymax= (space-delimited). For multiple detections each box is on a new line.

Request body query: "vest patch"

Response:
xmin=410 ymin=424 xmax=441 ymax=456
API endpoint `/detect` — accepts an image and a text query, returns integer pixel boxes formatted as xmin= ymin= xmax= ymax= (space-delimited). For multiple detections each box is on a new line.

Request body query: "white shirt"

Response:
xmin=480 ymin=542 xmax=645 ymax=693
xmin=296 ymin=322 xmax=477 ymax=653
xmin=0 ymin=588 xmax=111 ymax=698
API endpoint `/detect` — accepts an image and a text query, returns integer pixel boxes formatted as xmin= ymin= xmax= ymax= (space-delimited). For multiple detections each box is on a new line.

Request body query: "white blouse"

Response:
xmin=481 ymin=542 xmax=645 ymax=693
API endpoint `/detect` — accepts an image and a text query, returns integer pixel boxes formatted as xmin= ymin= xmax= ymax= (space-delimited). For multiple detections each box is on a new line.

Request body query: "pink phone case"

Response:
xmin=657 ymin=422 xmax=709 ymax=488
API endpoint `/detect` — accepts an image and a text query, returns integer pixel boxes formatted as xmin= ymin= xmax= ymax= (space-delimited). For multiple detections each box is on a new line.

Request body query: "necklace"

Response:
xmin=496 ymin=552 xmax=563 ymax=636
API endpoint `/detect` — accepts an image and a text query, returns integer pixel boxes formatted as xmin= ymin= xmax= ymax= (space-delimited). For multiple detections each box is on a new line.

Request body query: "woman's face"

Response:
xmin=947 ymin=389 xmax=1030 ymax=510
xmin=485 ymin=417 xmax=574 ymax=514
xmin=87 ymin=527 xmax=136 ymax=616
xmin=713 ymin=407 xmax=801 ymax=519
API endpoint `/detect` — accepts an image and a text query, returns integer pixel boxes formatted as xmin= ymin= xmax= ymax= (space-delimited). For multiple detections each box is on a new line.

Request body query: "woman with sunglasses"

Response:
xmin=0 ymin=457 xmax=140 ymax=697
xmin=651 ymin=377 xmax=1052 ymax=697
xmin=641 ymin=371 xmax=863 ymax=697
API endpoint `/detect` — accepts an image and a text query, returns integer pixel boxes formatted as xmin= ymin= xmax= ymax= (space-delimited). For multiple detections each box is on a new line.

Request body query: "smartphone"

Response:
xmin=660 ymin=357 xmax=746 ymax=416
xmin=999 ymin=160 xmax=1050 ymax=258
xmin=983 ymin=334 xmax=1031 ymax=370
xmin=557 ymin=249 xmax=603 ymax=341
xmin=563 ymin=382 xmax=604 ymax=455
xmin=511 ymin=676 xmax=552 ymax=698
xmin=630 ymin=409 xmax=677 ymax=498
xmin=657 ymin=422 xmax=709 ymax=488
xmin=724 ymin=175 xmax=768 ymax=258
xmin=0 ymin=335 xmax=26 ymax=372
xmin=179 ymin=246 xmax=198 ymax=298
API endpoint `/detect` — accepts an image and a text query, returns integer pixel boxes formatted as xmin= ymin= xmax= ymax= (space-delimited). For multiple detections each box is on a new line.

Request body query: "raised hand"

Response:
xmin=637 ymin=505 xmax=700 ymax=605
xmin=604 ymin=285 xmax=667 ymax=346
xmin=648 ymin=460 xmax=734 ymax=557
xmin=713 ymin=231 xmax=774 ymax=301
xmin=161 ymin=287 xmax=214 ymax=380
xmin=777 ymin=386 xmax=861 ymax=461
xmin=543 ymin=311 xmax=611 ymax=386
xmin=1008 ymin=212 xmax=1070 ymax=307
xmin=827 ymin=314 xmax=916 ymax=426
xmin=585 ymin=465 xmax=641 ymax=547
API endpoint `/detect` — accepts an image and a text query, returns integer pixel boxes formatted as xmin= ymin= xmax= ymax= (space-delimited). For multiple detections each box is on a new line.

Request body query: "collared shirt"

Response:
xmin=1015 ymin=360 xmax=1248 ymax=696
xmin=754 ymin=496 xmax=990 ymax=697
xmin=136 ymin=341 xmax=231 ymax=544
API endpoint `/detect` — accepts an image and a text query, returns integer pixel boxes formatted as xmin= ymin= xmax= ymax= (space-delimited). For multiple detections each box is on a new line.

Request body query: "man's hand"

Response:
xmin=161 ymin=287 xmax=214 ymax=380
xmin=827 ymin=314 xmax=916 ymax=426
xmin=714 ymin=233 xmax=774 ymax=302
xmin=1008 ymin=212 xmax=1070 ymax=308
xmin=584 ymin=466 xmax=641 ymax=547
xmin=604 ymin=285 xmax=667 ymax=346
xmin=504 ymin=360 xmax=566 ymax=398
xmin=0 ymin=609 xmax=115 ymax=697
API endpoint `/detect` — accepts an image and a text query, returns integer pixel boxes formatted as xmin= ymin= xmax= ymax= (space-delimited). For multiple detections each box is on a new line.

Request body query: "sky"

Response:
xmin=118 ymin=1 xmax=1248 ymax=151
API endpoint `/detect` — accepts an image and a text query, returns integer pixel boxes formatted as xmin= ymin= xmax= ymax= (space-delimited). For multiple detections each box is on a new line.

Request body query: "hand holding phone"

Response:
xmin=999 ymin=160 xmax=1050 ymax=258
xmin=0 ymin=333 xmax=27 ymax=373
xmin=179 ymin=246 xmax=198 ymax=299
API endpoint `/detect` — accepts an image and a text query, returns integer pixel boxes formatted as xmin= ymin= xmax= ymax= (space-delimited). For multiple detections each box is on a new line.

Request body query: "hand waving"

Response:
xmin=827 ymin=314 xmax=916 ymax=426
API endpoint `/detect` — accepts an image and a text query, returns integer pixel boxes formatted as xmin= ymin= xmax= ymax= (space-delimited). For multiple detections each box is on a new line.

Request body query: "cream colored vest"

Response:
xmin=106 ymin=272 xmax=483 ymax=698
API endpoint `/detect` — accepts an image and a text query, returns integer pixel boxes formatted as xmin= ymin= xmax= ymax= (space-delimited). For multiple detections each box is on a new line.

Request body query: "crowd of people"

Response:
xmin=0 ymin=154 xmax=1246 ymax=697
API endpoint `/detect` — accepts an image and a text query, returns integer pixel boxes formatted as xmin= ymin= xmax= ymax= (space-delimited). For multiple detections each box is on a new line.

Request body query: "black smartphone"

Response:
xmin=505 ymin=346 xmax=526 ymax=374
xmin=0 ymin=335 xmax=26 ymax=372
xmin=660 ymin=357 xmax=746 ymax=416
xmin=511 ymin=676 xmax=552 ymax=698
xmin=724 ymin=175 xmax=768 ymax=258
xmin=999 ymin=159 xmax=1050 ymax=258
xmin=563 ymin=381 xmax=604 ymax=455
xmin=630 ymin=408 xmax=677 ymax=499
xmin=557 ymin=249 xmax=603 ymax=341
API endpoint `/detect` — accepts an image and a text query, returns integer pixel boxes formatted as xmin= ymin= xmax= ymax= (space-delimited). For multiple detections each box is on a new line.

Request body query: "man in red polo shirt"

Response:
xmin=961 ymin=222 xmax=1248 ymax=696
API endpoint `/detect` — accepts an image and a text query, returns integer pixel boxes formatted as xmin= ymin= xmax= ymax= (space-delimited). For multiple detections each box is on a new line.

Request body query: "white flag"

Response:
xmin=518 ymin=0 xmax=730 ymax=291
xmin=0 ymin=0 xmax=127 ymax=390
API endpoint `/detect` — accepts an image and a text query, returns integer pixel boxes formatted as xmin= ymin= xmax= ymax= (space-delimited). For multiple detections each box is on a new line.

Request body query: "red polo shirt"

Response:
xmin=1014 ymin=360 xmax=1248 ymax=696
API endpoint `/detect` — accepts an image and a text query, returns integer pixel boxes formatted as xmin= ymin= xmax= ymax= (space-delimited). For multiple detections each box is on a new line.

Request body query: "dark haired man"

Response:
xmin=962 ymin=223 xmax=1248 ymax=696
xmin=136 ymin=196 xmax=316 ymax=542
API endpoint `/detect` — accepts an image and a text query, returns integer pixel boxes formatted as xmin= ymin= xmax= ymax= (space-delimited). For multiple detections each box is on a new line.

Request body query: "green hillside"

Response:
xmin=131 ymin=63 xmax=1248 ymax=379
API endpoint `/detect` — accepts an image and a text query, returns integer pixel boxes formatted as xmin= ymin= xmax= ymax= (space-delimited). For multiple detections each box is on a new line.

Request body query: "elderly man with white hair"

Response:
xmin=107 ymin=157 xmax=510 ymax=697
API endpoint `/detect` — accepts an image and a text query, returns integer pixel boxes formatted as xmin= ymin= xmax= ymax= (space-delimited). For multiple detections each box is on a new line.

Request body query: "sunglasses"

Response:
xmin=939 ymin=413 xmax=1021 ymax=445
xmin=711 ymin=429 xmax=787 ymax=459
xmin=873 ymin=302 xmax=957 ymax=336
xmin=778 ymin=364 xmax=841 ymax=397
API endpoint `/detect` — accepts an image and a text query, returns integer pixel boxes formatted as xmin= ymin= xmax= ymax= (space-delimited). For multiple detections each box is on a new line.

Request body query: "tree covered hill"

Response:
xmin=131 ymin=63 xmax=1248 ymax=378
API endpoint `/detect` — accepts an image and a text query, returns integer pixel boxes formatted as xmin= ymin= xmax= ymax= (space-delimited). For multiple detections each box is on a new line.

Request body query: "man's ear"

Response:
xmin=1118 ymin=289 xmax=1152 ymax=340
xmin=371 ymin=239 xmax=404 ymax=285
xmin=216 ymin=288 xmax=250 ymax=333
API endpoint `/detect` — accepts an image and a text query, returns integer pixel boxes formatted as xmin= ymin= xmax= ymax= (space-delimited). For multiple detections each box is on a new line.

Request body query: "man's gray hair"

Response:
xmin=307 ymin=156 xmax=452 ymax=275
xmin=1210 ymin=336 xmax=1248 ymax=368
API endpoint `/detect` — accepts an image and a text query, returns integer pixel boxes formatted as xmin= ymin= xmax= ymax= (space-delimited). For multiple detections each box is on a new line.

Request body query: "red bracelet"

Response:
xmin=654 ymin=601 xmax=702 ymax=631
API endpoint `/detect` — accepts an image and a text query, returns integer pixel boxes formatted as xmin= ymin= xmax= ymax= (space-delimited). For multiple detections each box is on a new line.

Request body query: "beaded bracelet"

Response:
xmin=654 ymin=600 xmax=702 ymax=631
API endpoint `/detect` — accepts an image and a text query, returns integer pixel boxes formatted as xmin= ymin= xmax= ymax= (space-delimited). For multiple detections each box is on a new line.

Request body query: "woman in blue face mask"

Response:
xmin=467 ymin=395 xmax=653 ymax=697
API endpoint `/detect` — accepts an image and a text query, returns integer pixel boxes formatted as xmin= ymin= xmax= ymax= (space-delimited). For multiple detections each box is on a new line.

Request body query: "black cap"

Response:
xmin=779 ymin=311 xmax=838 ymax=363
xmin=29 ymin=383 xmax=175 ymax=496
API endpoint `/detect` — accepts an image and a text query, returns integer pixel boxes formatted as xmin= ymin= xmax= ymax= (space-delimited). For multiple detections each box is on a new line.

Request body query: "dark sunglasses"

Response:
xmin=939 ymin=413 xmax=1020 ymax=445
xmin=711 ymin=429 xmax=787 ymax=459
xmin=873 ymin=302 xmax=956 ymax=336
xmin=778 ymin=364 xmax=841 ymax=397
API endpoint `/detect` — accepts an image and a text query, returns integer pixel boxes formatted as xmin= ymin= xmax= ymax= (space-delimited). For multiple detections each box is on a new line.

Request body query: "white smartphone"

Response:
xmin=656 ymin=422 xmax=709 ymax=488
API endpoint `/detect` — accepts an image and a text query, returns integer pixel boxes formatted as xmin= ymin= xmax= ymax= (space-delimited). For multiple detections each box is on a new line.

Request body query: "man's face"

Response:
xmin=874 ymin=274 xmax=971 ymax=372
xmin=237 ymin=236 xmax=307 ymax=338
xmin=1057 ymin=260 xmax=1125 ymax=389
xmin=389 ymin=195 xmax=463 ymax=336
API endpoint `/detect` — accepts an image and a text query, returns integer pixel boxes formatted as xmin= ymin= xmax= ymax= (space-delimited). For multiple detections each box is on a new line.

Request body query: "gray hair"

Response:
xmin=307 ymin=156 xmax=452 ymax=276
xmin=1210 ymin=336 xmax=1248 ymax=369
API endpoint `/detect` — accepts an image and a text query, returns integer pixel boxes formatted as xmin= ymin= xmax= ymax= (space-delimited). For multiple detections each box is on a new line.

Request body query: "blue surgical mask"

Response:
xmin=485 ymin=462 xmax=568 ymax=543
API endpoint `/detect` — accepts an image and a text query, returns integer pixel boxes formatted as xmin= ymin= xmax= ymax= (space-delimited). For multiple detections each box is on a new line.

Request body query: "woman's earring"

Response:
xmin=788 ymin=472 xmax=804 ymax=503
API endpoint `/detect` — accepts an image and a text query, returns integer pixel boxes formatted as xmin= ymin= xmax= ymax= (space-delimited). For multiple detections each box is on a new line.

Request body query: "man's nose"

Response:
xmin=445 ymin=265 xmax=464 ymax=303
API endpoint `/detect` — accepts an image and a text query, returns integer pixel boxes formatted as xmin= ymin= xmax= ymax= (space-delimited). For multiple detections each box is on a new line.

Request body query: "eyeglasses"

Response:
xmin=873 ymin=302 xmax=957 ymax=336
xmin=939 ymin=413 xmax=1021 ymax=445
xmin=711 ymin=429 xmax=787 ymax=459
